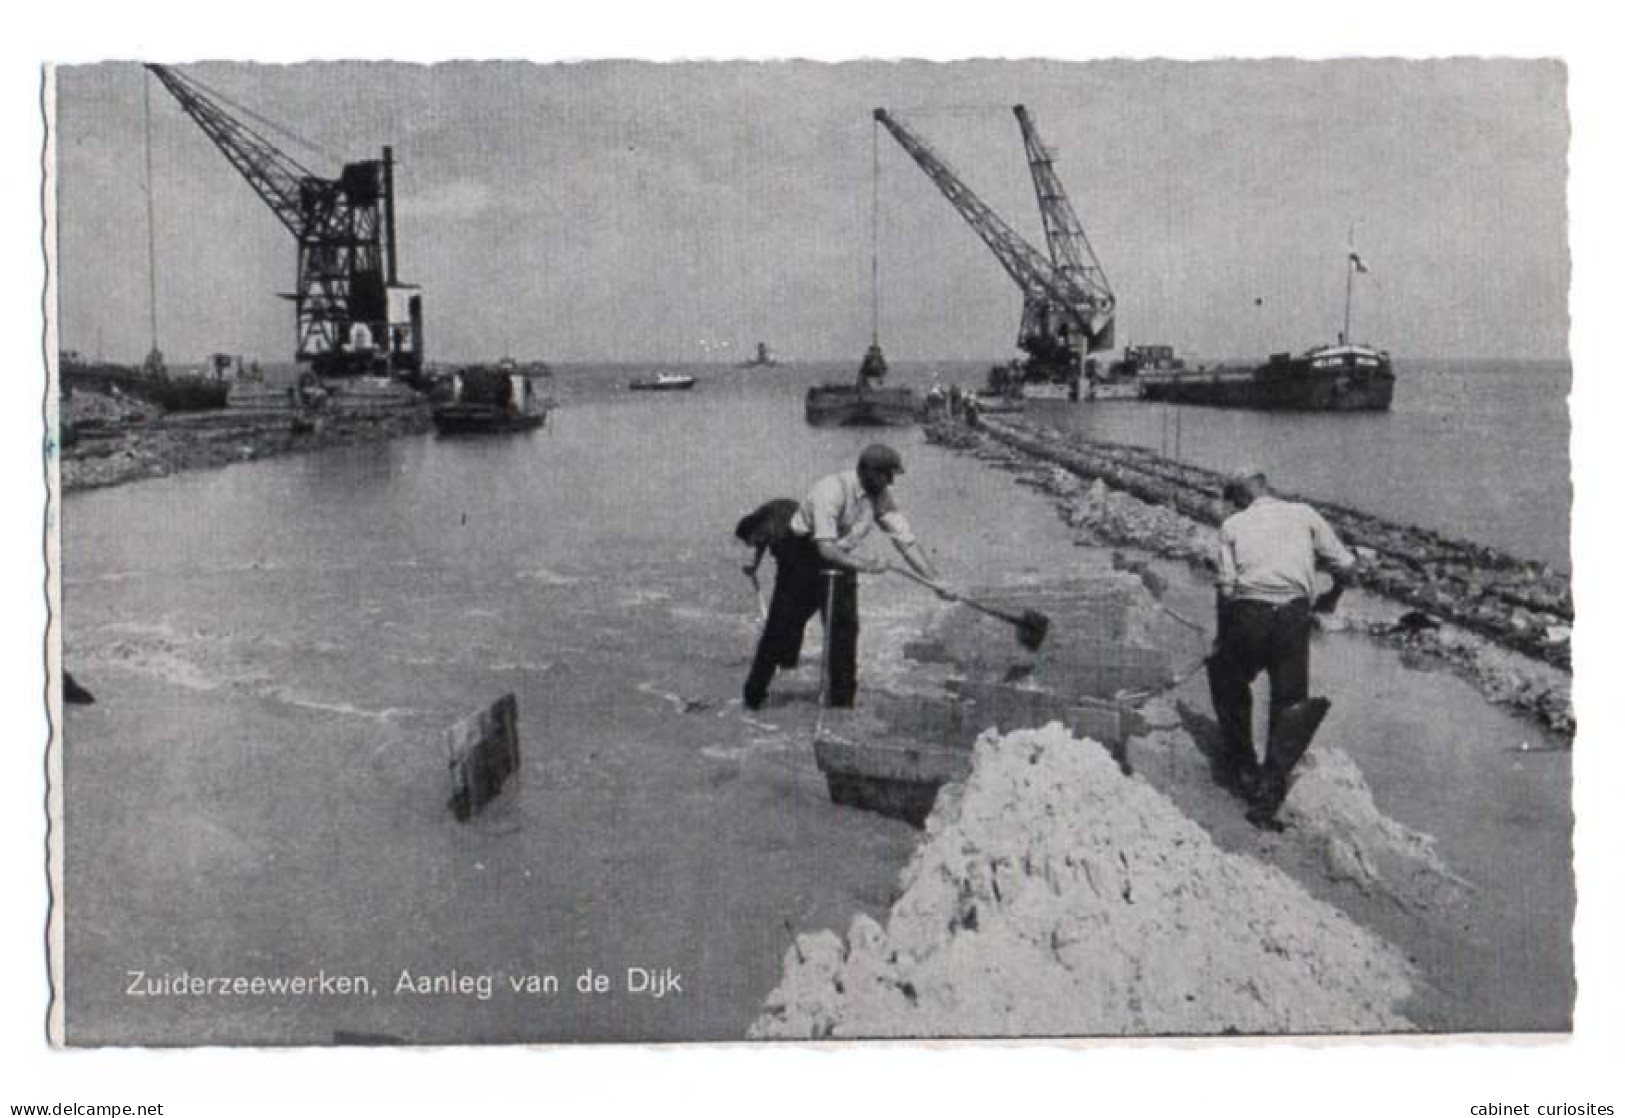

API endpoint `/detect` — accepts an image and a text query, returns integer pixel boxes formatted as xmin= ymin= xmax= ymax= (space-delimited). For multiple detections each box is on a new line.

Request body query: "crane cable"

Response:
xmin=178 ymin=68 xmax=338 ymax=173
xmin=142 ymin=72 xmax=160 ymax=361
xmin=870 ymin=118 xmax=880 ymax=346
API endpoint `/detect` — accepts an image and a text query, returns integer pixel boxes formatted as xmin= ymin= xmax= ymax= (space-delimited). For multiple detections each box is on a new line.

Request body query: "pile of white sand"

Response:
xmin=751 ymin=723 xmax=1415 ymax=1038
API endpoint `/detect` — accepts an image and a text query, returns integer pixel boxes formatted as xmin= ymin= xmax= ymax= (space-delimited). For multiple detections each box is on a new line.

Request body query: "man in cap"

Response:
xmin=1208 ymin=468 xmax=1356 ymax=822
xmin=743 ymin=444 xmax=948 ymax=711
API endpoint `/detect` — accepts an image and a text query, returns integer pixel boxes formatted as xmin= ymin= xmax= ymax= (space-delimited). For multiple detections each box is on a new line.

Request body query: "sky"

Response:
xmin=53 ymin=59 xmax=1570 ymax=365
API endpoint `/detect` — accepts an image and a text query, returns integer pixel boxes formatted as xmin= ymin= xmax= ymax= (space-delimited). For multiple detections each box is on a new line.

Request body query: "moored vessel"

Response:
xmin=432 ymin=362 xmax=550 ymax=434
xmin=804 ymin=343 xmax=920 ymax=427
xmin=1137 ymin=344 xmax=1395 ymax=411
xmin=1136 ymin=236 xmax=1394 ymax=412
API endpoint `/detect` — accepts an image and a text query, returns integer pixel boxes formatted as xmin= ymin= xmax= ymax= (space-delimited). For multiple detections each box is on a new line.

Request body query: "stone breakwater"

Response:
xmin=750 ymin=724 xmax=1417 ymax=1038
xmin=927 ymin=418 xmax=1573 ymax=736
xmin=60 ymin=407 xmax=433 ymax=493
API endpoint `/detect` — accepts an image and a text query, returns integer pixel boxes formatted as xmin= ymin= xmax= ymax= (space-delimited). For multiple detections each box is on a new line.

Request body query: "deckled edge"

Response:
xmin=42 ymin=62 xmax=65 ymax=1049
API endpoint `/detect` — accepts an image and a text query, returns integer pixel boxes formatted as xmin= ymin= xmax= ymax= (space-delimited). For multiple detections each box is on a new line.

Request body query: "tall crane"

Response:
xmin=873 ymin=107 xmax=1114 ymax=382
xmin=145 ymin=64 xmax=424 ymax=380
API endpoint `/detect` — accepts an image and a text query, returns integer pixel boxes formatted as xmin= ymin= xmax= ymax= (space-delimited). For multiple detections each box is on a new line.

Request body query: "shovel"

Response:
xmin=886 ymin=566 xmax=1050 ymax=652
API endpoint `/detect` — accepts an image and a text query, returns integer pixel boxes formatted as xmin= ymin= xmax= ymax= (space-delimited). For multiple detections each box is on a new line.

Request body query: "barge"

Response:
xmin=1137 ymin=344 xmax=1395 ymax=411
xmin=805 ymin=343 xmax=919 ymax=427
xmin=432 ymin=362 xmax=550 ymax=434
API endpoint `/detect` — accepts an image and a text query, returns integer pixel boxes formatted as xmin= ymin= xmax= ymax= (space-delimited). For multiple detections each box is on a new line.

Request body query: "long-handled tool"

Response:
xmin=743 ymin=565 xmax=768 ymax=622
xmin=887 ymin=566 xmax=1050 ymax=652
xmin=815 ymin=571 xmax=839 ymax=739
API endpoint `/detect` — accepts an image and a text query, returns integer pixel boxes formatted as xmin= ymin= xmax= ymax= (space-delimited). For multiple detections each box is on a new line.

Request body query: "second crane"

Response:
xmin=874 ymin=106 xmax=1115 ymax=392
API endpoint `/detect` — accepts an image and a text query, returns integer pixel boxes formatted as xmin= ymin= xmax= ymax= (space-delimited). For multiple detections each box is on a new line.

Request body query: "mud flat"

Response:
xmin=927 ymin=417 xmax=1573 ymax=737
xmin=59 ymin=400 xmax=432 ymax=493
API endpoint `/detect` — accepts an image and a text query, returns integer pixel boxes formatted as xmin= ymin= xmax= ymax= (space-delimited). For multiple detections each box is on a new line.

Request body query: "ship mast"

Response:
xmin=1343 ymin=225 xmax=1356 ymax=345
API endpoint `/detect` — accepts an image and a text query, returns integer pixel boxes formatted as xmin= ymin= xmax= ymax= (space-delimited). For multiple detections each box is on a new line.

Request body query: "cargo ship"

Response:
xmin=1136 ymin=239 xmax=1394 ymax=412
xmin=1137 ymin=343 xmax=1395 ymax=412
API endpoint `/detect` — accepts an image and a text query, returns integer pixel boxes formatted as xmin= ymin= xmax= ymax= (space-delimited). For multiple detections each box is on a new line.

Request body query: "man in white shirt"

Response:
xmin=743 ymin=444 xmax=947 ymax=711
xmin=1208 ymin=469 xmax=1356 ymax=819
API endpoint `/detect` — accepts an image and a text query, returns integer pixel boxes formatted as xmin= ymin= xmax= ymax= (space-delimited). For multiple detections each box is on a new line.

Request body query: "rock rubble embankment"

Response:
xmin=927 ymin=418 xmax=1573 ymax=735
xmin=59 ymin=397 xmax=432 ymax=492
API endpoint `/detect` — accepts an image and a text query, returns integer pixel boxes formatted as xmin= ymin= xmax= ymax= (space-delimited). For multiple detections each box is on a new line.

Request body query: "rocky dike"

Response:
xmin=926 ymin=417 xmax=1573 ymax=737
xmin=58 ymin=385 xmax=432 ymax=493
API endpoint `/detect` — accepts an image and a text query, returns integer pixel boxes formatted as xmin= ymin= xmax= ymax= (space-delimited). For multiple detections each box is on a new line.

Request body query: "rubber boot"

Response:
xmin=1247 ymin=696 xmax=1331 ymax=828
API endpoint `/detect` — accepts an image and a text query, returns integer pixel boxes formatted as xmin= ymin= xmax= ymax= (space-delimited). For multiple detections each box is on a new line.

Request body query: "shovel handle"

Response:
xmin=885 ymin=564 xmax=955 ymax=599
xmin=886 ymin=565 xmax=1032 ymax=627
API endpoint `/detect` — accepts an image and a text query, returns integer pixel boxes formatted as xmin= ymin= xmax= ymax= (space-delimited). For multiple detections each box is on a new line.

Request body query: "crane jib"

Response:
xmin=872 ymin=107 xmax=1114 ymax=368
xmin=141 ymin=65 xmax=424 ymax=380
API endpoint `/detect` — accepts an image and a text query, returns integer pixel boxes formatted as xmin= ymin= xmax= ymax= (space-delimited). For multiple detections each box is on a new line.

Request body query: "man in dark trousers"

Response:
xmin=1207 ymin=468 xmax=1356 ymax=823
xmin=735 ymin=497 xmax=802 ymax=656
xmin=742 ymin=444 xmax=948 ymax=711
xmin=735 ymin=498 xmax=801 ymax=581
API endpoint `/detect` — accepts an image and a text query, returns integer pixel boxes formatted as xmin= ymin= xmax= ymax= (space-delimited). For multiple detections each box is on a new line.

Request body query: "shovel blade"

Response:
xmin=1016 ymin=611 xmax=1050 ymax=652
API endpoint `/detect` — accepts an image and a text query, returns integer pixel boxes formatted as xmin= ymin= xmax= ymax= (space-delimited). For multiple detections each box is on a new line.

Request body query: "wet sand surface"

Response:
xmin=1137 ymin=568 xmax=1573 ymax=1031
xmin=61 ymin=368 xmax=1572 ymax=1042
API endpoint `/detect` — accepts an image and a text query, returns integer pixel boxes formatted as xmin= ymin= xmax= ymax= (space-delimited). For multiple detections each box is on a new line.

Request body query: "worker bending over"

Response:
xmin=743 ymin=444 xmax=949 ymax=711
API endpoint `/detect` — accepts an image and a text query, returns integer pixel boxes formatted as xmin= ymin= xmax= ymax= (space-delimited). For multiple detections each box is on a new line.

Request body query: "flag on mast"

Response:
xmin=1349 ymin=250 xmax=1370 ymax=274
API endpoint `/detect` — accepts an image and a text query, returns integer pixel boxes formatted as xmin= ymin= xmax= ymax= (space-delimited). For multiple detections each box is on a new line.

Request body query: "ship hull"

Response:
xmin=804 ymin=385 xmax=920 ymax=427
xmin=1138 ymin=346 xmax=1395 ymax=412
xmin=431 ymin=405 xmax=548 ymax=435
xmin=628 ymin=376 xmax=697 ymax=391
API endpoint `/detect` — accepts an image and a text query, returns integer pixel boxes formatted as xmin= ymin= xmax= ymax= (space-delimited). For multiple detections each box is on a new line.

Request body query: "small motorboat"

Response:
xmin=629 ymin=372 xmax=698 ymax=392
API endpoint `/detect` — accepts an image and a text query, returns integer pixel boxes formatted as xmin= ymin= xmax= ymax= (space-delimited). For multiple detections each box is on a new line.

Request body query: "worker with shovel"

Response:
xmin=1208 ymin=468 xmax=1356 ymax=827
xmin=743 ymin=444 xmax=950 ymax=711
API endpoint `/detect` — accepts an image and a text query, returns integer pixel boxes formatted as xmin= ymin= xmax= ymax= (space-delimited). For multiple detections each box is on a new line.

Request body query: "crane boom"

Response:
xmin=144 ymin=64 xmax=423 ymax=379
xmin=873 ymin=108 xmax=1114 ymax=376
xmin=145 ymin=65 xmax=318 ymax=240
xmin=1013 ymin=105 xmax=1113 ymax=330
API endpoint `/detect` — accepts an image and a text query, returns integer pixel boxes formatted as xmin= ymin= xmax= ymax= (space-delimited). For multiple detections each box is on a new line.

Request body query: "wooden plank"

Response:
xmin=813 ymin=733 xmax=973 ymax=787
xmin=445 ymin=693 xmax=520 ymax=822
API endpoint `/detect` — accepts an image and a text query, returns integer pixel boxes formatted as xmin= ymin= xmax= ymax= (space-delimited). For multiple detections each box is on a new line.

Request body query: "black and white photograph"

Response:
xmin=9 ymin=7 xmax=1623 ymax=1111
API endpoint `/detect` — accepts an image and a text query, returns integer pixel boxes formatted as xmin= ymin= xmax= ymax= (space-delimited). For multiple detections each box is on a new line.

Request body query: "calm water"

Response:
xmin=59 ymin=370 xmax=1087 ymax=1043
xmin=59 ymin=360 xmax=1571 ymax=1041
xmin=1013 ymin=358 xmax=1572 ymax=571
xmin=247 ymin=355 xmax=1572 ymax=570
